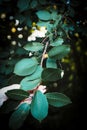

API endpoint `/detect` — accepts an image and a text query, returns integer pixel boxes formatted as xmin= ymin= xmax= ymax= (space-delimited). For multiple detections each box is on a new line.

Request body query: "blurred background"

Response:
xmin=0 ymin=0 xmax=87 ymax=129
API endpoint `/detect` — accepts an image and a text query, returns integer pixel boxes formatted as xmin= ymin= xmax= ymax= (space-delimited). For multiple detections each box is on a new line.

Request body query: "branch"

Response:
xmin=40 ymin=41 xmax=49 ymax=67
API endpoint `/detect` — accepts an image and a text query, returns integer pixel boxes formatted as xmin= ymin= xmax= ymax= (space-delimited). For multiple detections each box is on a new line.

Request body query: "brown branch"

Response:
xmin=40 ymin=41 xmax=49 ymax=67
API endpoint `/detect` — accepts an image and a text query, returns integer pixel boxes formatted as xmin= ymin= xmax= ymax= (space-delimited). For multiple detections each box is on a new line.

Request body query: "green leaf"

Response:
xmin=46 ymin=58 xmax=57 ymax=68
xmin=30 ymin=0 xmax=38 ymax=8
xmin=48 ymin=45 xmax=70 ymax=60
xmin=26 ymin=16 xmax=32 ymax=27
xmin=50 ymin=10 xmax=58 ymax=20
xmin=36 ymin=10 xmax=51 ymax=20
xmin=14 ymin=57 xmax=38 ymax=76
xmin=23 ymin=42 xmax=44 ymax=52
xmin=20 ymin=77 xmax=41 ymax=91
xmin=5 ymin=89 xmax=29 ymax=101
xmin=9 ymin=103 xmax=30 ymax=130
xmin=17 ymin=0 xmax=30 ymax=12
xmin=31 ymin=90 xmax=48 ymax=121
xmin=20 ymin=65 xmax=42 ymax=91
xmin=41 ymin=68 xmax=62 ymax=81
xmin=50 ymin=38 xmax=64 ymax=46
xmin=46 ymin=92 xmax=72 ymax=107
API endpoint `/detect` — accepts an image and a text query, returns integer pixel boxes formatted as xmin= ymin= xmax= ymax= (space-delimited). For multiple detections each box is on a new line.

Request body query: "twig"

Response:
xmin=40 ymin=41 xmax=49 ymax=67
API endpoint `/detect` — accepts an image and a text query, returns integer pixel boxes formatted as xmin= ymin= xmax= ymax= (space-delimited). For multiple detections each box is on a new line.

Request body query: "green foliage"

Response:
xmin=41 ymin=68 xmax=62 ymax=81
xmin=50 ymin=38 xmax=64 ymax=46
xmin=17 ymin=0 xmax=30 ymax=12
xmin=46 ymin=92 xmax=72 ymax=107
xmin=21 ymin=77 xmax=41 ymax=91
xmin=24 ymin=42 xmax=44 ymax=52
xmin=14 ymin=57 xmax=38 ymax=76
xmin=5 ymin=89 xmax=29 ymax=100
xmin=31 ymin=90 xmax=48 ymax=121
xmin=48 ymin=45 xmax=70 ymax=60
xmin=9 ymin=103 xmax=30 ymax=130
xmin=0 ymin=0 xmax=76 ymax=129
xmin=46 ymin=58 xmax=57 ymax=68
xmin=36 ymin=10 xmax=51 ymax=21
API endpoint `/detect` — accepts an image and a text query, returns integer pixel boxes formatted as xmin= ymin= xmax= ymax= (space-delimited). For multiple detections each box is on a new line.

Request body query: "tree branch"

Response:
xmin=40 ymin=41 xmax=49 ymax=67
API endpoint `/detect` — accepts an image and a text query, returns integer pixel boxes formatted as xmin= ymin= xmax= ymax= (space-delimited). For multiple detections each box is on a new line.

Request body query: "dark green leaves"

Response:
xmin=48 ymin=45 xmax=70 ymax=60
xmin=17 ymin=0 xmax=30 ymax=12
xmin=14 ymin=57 xmax=38 ymax=76
xmin=31 ymin=90 xmax=48 ymax=121
xmin=9 ymin=103 xmax=30 ymax=130
xmin=5 ymin=89 xmax=29 ymax=100
xmin=24 ymin=42 xmax=44 ymax=52
xmin=41 ymin=68 xmax=62 ymax=81
xmin=46 ymin=92 xmax=72 ymax=107
xmin=36 ymin=10 xmax=51 ymax=20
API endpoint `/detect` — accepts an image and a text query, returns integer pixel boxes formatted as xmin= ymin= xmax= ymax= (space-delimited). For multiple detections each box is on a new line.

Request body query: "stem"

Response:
xmin=40 ymin=41 xmax=49 ymax=67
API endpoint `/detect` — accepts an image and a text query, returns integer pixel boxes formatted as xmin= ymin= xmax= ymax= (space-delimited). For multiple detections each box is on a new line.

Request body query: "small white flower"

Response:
xmin=61 ymin=70 xmax=64 ymax=78
xmin=27 ymin=34 xmax=36 ymax=41
xmin=0 ymin=84 xmax=20 ymax=107
xmin=27 ymin=26 xmax=47 ymax=41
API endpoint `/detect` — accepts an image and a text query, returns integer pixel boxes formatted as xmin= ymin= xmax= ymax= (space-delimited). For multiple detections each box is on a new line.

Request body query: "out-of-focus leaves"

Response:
xmin=36 ymin=10 xmax=51 ymax=20
xmin=9 ymin=103 xmax=30 ymax=130
xmin=24 ymin=42 xmax=44 ymax=52
xmin=17 ymin=0 xmax=30 ymax=12
xmin=48 ymin=45 xmax=70 ymax=60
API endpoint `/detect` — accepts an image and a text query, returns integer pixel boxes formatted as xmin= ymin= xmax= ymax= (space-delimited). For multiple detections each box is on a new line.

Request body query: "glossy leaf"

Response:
xmin=5 ymin=89 xmax=29 ymax=100
xmin=9 ymin=103 xmax=30 ymax=130
xmin=31 ymin=90 xmax=48 ymax=121
xmin=17 ymin=0 xmax=30 ymax=12
xmin=46 ymin=58 xmax=57 ymax=68
xmin=21 ymin=78 xmax=41 ymax=91
xmin=46 ymin=92 xmax=72 ymax=107
xmin=41 ymin=68 xmax=62 ymax=81
xmin=36 ymin=10 xmax=51 ymax=20
xmin=50 ymin=38 xmax=64 ymax=46
xmin=48 ymin=45 xmax=70 ymax=60
xmin=14 ymin=57 xmax=38 ymax=76
xmin=24 ymin=42 xmax=44 ymax=52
